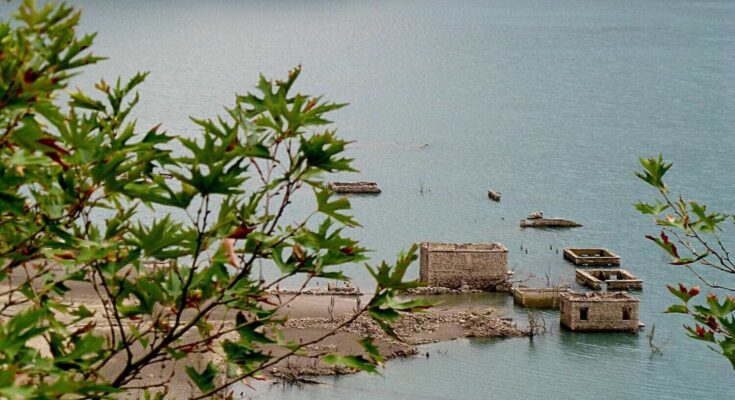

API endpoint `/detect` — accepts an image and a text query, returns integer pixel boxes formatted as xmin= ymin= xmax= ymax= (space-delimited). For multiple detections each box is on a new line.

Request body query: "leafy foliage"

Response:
xmin=635 ymin=156 xmax=734 ymax=369
xmin=0 ymin=1 xmax=427 ymax=397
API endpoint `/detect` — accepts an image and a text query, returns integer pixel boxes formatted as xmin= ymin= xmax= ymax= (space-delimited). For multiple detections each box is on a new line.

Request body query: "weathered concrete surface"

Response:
xmin=328 ymin=181 xmax=381 ymax=194
xmin=512 ymin=287 xmax=570 ymax=309
xmin=576 ymin=269 xmax=642 ymax=291
xmin=563 ymin=248 xmax=620 ymax=266
xmin=419 ymin=242 xmax=509 ymax=291
xmin=560 ymin=292 xmax=640 ymax=332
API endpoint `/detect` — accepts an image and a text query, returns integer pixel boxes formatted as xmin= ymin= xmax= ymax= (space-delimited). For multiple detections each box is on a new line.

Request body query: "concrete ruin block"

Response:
xmin=576 ymin=269 xmax=642 ymax=291
xmin=512 ymin=287 xmax=570 ymax=309
xmin=563 ymin=248 xmax=620 ymax=266
xmin=419 ymin=242 xmax=509 ymax=291
xmin=560 ymin=291 xmax=640 ymax=332
xmin=520 ymin=218 xmax=581 ymax=228
xmin=328 ymin=181 xmax=381 ymax=194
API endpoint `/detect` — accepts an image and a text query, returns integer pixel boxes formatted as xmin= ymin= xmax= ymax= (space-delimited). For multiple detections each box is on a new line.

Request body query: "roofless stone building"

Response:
xmin=560 ymin=292 xmax=640 ymax=332
xmin=563 ymin=248 xmax=620 ymax=266
xmin=575 ymin=268 xmax=642 ymax=291
xmin=419 ymin=242 xmax=510 ymax=291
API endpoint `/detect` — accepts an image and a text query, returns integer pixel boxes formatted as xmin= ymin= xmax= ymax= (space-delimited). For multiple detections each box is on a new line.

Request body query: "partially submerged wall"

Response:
xmin=575 ymin=270 xmax=603 ymax=290
xmin=576 ymin=269 xmax=642 ymax=291
xmin=328 ymin=182 xmax=381 ymax=194
xmin=560 ymin=292 xmax=640 ymax=332
xmin=420 ymin=242 xmax=509 ymax=290
xmin=563 ymin=248 xmax=620 ymax=266
xmin=512 ymin=287 xmax=569 ymax=309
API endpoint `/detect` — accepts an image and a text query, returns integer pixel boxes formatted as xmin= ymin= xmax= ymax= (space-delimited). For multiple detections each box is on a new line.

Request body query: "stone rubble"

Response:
xmin=270 ymin=307 xmax=526 ymax=382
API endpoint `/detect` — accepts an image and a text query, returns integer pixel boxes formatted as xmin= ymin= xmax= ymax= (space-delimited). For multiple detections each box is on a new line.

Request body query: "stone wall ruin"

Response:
xmin=559 ymin=292 xmax=640 ymax=332
xmin=419 ymin=242 xmax=509 ymax=291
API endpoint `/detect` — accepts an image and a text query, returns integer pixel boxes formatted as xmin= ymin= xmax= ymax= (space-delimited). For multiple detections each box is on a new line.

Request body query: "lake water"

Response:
xmin=6 ymin=0 xmax=734 ymax=398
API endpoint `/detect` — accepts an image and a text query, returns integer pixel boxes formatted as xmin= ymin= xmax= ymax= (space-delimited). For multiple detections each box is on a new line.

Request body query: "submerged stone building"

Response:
xmin=575 ymin=268 xmax=643 ymax=291
xmin=559 ymin=292 xmax=640 ymax=332
xmin=563 ymin=248 xmax=620 ymax=266
xmin=512 ymin=287 xmax=570 ymax=309
xmin=419 ymin=242 xmax=509 ymax=290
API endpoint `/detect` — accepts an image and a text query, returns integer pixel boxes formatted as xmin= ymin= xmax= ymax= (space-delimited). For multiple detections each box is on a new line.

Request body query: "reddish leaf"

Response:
xmin=705 ymin=316 xmax=719 ymax=330
xmin=38 ymin=138 xmax=69 ymax=155
xmin=228 ymin=225 xmax=253 ymax=239
xmin=695 ymin=325 xmax=706 ymax=337
xmin=23 ymin=69 xmax=39 ymax=83
xmin=661 ymin=231 xmax=679 ymax=257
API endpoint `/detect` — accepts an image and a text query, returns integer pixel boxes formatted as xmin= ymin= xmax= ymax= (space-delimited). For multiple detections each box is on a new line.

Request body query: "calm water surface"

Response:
xmin=7 ymin=0 xmax=734 ymax=398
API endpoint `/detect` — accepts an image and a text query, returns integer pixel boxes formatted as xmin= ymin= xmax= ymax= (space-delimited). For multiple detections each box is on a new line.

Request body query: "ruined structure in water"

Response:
xmin=560 ymin=291 xmax=640 ymax=332
xmin=512 ymin=286 xmax=570 ymax=309
xmin=563 ymin=248 xmax=620 ymax=266
xmin=520 ymin=218 xmax=581 ymax=228
xmin=328 ymin=181 xmax=381 ymax=194
xmin=576 ymin=268 xmax=642 ymax=291
xmin=419 ymin=242 xmax=510 ymax=291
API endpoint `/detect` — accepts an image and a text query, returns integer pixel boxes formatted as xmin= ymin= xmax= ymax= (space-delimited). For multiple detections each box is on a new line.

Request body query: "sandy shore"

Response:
xmin=264 ymin=293 xmax=525 ymax=383
xmin=6 ymin=274 xmax=525 ymax=397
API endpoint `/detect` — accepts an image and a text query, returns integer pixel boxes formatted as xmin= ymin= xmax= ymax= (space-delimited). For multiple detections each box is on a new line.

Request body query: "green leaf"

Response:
xmin=634 ymin=199 xmax=669 ymax=216
xmin=368 ymin=306 xmax=401 ymax=324
xmin=322 ymin=354 xmax=378 ymax=374
xmin=665 ymin=304 xmax=688 ymax=314
xmin=299 ymin=131 xmax=356 ymax=172
xmin=69 ymin=90 xmax=106 ymax=111
xmin=359 ymin=336 xmax=384 ymax=364
xmin=667 ymin=285 xmax=691 ymax=303
xmin=185 ymin=362 xmax=217 ymax=393
xmin=636 ymin=155 xmax=672 ymax=191
xmin=235 ymin=312 xmax=275 ymax=344
xmin=688 ymin=201 xmax=728 ymax=233
xmin=315 ymin=188 xmax=359 ymax=227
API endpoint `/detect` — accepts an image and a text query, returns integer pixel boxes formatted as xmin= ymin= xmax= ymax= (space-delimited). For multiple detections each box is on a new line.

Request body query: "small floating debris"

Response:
xmin=528 ymin=211 xmax=543 ymax=219
xmin=576 ymin=268 xmax=642 ymax=291
xmin=487 ymin=189 xmax=501 ymax=202
xmin=563 ymin=248 xmax=620 ymax=266
xmin=328 ymin=181 xmax=381 ymax=194
xmin=520 ymin=218 xmax=582 ymax=228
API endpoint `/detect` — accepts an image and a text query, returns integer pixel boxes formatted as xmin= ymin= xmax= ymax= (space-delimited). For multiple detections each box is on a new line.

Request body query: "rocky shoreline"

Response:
xmin=265 ymin=300 xmax=526 ymax=383
xmin=17 ymin=281 xmax=526 ymax=395
xmin=270 ymin=284 xmax=505 ymax=297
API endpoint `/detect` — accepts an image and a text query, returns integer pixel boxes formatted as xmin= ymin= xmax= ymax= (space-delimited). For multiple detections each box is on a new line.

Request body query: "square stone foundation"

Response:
xmin=563 ymin=248 xmax=620 ymax=266
xmin=576 ymin=269 xmax=642 ymax=291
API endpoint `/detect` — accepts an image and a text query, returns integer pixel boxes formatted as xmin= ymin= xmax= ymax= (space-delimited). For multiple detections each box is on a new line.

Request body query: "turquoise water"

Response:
xmin=6 ymin=0 xmax=734 ymax=398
